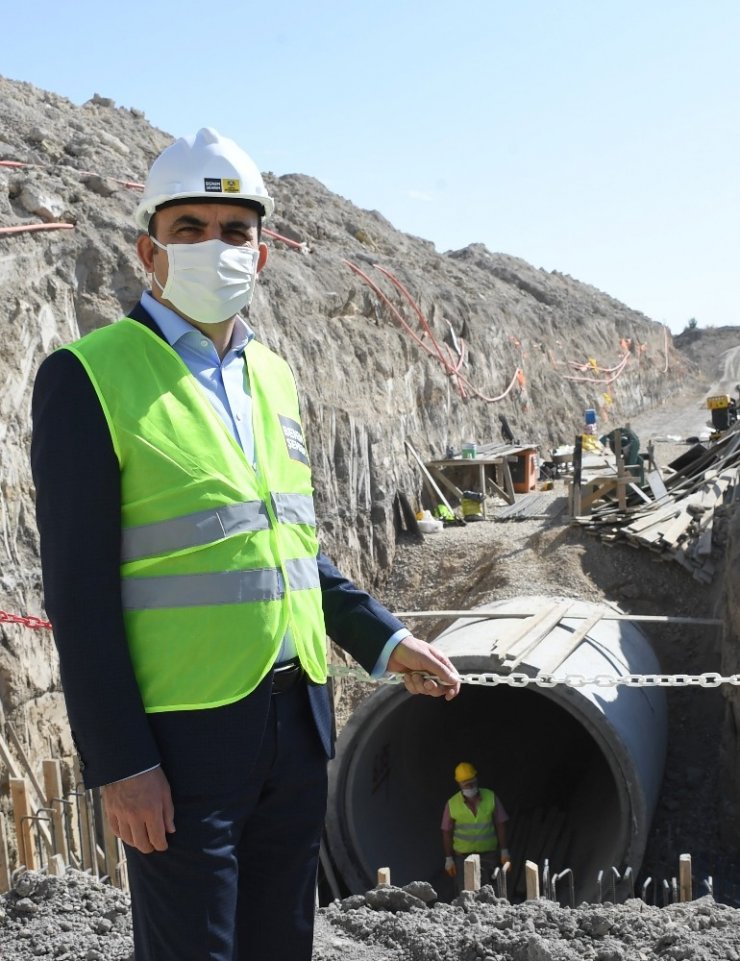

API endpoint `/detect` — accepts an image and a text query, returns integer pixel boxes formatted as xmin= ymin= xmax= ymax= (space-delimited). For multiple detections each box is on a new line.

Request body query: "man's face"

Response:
xmin=459 ymin=777 xmax=479 ymax=795
xmin=136 ymin=201 xmax=268 ymax=310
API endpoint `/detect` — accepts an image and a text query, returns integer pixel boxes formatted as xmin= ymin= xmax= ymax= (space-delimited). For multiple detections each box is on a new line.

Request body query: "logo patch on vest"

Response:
xmin=204 ymin=177 xmax=241 ymax=193
xmin=279 ymin=415 xmax=310 ymax=467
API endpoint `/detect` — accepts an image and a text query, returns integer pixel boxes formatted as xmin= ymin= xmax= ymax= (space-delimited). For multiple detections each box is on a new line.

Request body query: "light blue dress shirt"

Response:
xmin=140 ymin=292 xmax=407 ymax=674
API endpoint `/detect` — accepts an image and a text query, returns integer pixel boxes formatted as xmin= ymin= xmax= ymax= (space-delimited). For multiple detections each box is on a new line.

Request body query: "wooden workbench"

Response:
xmin=425 ymin=444 xmax=534 ymax=516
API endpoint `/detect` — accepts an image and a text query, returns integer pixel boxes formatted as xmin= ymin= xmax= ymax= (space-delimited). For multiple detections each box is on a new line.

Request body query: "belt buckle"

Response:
xmin=271 ymin=659 xmax=302 ymax=694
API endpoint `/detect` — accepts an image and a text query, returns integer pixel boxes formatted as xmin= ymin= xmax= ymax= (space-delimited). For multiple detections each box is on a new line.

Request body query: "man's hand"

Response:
xmin=500 ymin=848 xmax=512 ymax=867
xmin=101 ymin=767 xmax=175 ymax=854
xmin=387 ymin=636 xmax=461 ymax=700
xmin=445 ymin=856 xmax=457 ymax=877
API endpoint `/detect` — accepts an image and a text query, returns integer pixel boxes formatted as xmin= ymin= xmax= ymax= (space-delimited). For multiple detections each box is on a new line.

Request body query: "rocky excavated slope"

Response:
xmin=0 ymin=73 xmax=694 ymax=764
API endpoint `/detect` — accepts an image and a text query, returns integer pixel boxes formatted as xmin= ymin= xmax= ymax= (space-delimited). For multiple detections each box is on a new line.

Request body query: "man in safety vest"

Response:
xmin=442 ymin=761 xmax=510 ymax=890
xmin=31 ymin=128 xmax=461 ymax=961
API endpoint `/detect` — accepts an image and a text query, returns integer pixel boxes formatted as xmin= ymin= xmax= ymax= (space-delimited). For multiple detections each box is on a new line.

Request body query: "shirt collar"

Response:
xmin=140 ymin=290 xmax=254 ymax=354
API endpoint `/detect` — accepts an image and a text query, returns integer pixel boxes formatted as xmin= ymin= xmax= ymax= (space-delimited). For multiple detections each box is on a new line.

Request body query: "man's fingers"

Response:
xmin=129 ymin=820 xmax=156 ymax=854
xmin=144 ymin=814 xmax=169 ymax=852
xmin=389 ymin=636 xmax=462 ymax=699
xmin=101 ymin=768 xmax=174 ymax=853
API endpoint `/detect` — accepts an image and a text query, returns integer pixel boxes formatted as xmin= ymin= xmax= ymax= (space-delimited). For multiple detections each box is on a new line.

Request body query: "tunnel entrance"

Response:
xmin=326 ymin=596 xmax=667 ymax=903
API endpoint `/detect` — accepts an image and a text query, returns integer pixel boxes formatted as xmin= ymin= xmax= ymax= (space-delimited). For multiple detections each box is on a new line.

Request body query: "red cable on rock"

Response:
xmin=263 ymin=227 xmax=306 ymax=250
xmin=344 ymin=260 xmax=523 ymax=404
xmin=562 ymin=352 xmax=631 ymax=385
xmin=343 ymin=259 xmax=438 ymax=356
xmin=0 ymin=223 xmax=75 ymax=236
xmin=372 ymin=264 xmax=523 ymax=403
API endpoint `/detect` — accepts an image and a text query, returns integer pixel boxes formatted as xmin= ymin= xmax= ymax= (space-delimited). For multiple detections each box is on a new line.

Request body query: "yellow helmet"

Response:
xmin=454 ymin=762 xmax=477 ymax=782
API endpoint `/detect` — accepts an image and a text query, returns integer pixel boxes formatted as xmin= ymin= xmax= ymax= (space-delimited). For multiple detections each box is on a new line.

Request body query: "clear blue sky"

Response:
xmin=3 ymin=1 xmax=738 ymax=333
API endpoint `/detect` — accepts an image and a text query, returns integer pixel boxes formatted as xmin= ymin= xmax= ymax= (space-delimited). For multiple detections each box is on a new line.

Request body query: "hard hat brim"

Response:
xmin=135 ymin=190 xmax=274 ymax=231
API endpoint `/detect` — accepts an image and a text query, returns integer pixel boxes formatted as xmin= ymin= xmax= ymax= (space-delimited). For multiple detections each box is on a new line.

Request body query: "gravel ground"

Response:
xmin=4 ymin=867 xmax=740 ymax=961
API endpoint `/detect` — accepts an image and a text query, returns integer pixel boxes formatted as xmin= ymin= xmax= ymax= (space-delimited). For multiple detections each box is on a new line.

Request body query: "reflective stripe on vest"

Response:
xmin=122 ymin=555 xmax=321 ymax=609
xmin=121 ymin=493 xmax=316 ymax=562
xmin=449 ymin=789 xmax=498 ymax=854
xmin=64 ymin=319 xmax=327 ymax=712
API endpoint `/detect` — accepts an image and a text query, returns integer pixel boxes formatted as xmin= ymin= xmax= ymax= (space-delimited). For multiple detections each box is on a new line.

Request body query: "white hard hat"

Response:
xmin=135 ymin=127 xmax=274 ymax=230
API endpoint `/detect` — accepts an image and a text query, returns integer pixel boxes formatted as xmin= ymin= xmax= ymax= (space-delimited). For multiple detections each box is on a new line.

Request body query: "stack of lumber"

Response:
xmin=573 ymin=426 xmax=740 ymax=583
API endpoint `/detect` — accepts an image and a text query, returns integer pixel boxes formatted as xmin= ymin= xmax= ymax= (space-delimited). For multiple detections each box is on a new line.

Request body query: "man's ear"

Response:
xmin=257 ymin=242 xmax=269 ymax=274
xmin=136 ymin=233 xmax=156 ymax=273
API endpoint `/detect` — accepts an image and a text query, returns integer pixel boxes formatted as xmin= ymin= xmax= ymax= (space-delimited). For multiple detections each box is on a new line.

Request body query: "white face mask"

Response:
xmin=461 ymin=783 xmax=478 ymax=798
xmin=151 ymin=237 xmax=260 ymax=325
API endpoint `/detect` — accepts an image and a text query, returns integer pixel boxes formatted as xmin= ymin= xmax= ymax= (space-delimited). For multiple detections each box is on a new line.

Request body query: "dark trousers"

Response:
xmin=124 ymin=678 xmax=327 ymax=961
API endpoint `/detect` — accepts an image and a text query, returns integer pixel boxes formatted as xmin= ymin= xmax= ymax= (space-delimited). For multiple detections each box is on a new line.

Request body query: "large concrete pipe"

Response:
xmin=325 ymin=595 xmax=667 ymax=903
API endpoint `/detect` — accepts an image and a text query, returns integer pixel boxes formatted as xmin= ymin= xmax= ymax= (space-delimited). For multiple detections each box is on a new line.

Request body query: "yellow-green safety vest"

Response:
xmin=448 ymin=789 xmax=498 ymax=854
xmin=64 ymin=317 xmax=327 ymax=713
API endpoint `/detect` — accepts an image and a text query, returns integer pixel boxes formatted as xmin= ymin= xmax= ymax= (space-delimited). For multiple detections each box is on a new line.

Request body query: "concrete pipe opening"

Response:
xmin=326 ymin=595 xmax=667 ymax=903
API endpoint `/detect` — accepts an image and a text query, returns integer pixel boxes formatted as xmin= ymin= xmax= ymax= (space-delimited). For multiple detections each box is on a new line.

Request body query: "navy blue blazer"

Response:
xmin=31 ymin=302 xmax=405 ymax=789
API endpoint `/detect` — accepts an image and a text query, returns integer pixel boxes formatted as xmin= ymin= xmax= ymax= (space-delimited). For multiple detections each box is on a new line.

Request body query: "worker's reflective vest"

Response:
xmin=63 ymin=317 xmax=327 ymax=712
xmin=449 ymin=789 xmax=498 ymax=854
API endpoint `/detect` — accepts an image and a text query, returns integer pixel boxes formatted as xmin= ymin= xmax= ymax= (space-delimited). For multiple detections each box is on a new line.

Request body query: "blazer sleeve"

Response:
xmin=31 ymin=349 xmax=161 ymax=789
xmin=318 ymin=551 xmax=406 ymax=674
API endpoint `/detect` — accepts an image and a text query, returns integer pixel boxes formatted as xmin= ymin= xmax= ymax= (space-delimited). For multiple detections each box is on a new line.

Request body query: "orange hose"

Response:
xmin=562 ymin=352 xmax=631 ymax=385
xmin=263 ymin=227 xmax=306 ymax=250
xmin=372 ymin=264 xmax=523 ymax=403
xmin=0 ymin=223 xmax=74 ymax=236
xmin=345 ymin=260 xmax=523 ymax=404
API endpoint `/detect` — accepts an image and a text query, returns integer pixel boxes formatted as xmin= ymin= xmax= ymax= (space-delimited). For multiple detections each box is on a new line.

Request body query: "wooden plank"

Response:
xmin=396 ymin=491 xmax=421 ymax=536
xmin=405 ymin=441 xmax=454 ymax=514
xmin=647 ymin=470 xmax=668 ymax=500
xmin=486 ymin=475 xmax=513 ymax=505
xmin=464 ymin=853 xmax=481 ymax=892
xmin=376 ymin=866 xmax=391 ymax=886
xmin=493 ymin=601 xmax=570 ymax=659
xmin=102 ymin=803 xmax=121 ymax=886
xmin=0 ymin=731 xmax=22 ymax=781
xmin=679 ymin=853 xmax=692 ymax=902
xmin=501 ymin=600 xmax=575 ymax=669
xmin=73 ymin=757 xmax=97 ymax=875
xmin=614 ymin=431 xmax=627 ymax=511
xmin=571 ymin=435 xmax=582 ymax=517
xmin=426 ymin=465 xmax=463 ymax=501
xmin=48 ymin=853 xmax=66 ymax=877
xmin=500 ymin=458 xmax=516 ymax=503
xmin=479 ymin=463 xmax=488 ymax=518
xmin=0 ymin=813 xmax=10 ymax=893
xmin=537 ymin=612 xmax=604 ymax=675
xmin=694 ymin=524 xmax=713 ymax=558
xmin=628 ymin=483 xmax=653 ymax=504
xmin=43 ymin=759 xmax=69 ymax=863
xmin=6 ymin=724 xmax=46 ymax=807
xmin=10 ymin=777 xmax=36 ymax=869
xmin=525 ymin=860 xmax=540 ymax=900
xmin=580 ymin=477 xmax=619 ymax=514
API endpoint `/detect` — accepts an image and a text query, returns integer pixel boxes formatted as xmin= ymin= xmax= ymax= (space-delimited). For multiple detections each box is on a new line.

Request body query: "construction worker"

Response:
xmin=31 ymin=127 xmax=462 ymax=961
xmin=442 ymin=761 xmax=510 ymax=890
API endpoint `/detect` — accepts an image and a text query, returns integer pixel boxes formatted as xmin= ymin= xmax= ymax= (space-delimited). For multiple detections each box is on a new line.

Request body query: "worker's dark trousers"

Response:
xmin=124 ymin=677 xmax=327 ymax=961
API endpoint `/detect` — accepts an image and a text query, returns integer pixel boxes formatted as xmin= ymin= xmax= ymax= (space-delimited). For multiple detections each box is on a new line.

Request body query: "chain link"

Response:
xmin=1 ymin=609 xmax=736 ymax=688
xmin=327 ymin=664 xmax=740 ymax=689
xmin=0 ymin=610 xmax=52 ymax=630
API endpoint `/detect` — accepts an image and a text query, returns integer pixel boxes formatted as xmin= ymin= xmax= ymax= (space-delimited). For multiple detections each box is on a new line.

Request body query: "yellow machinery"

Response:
xmin=706 ymin=393 xmax=738 ymax=439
